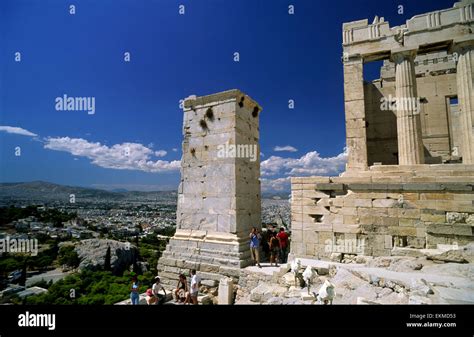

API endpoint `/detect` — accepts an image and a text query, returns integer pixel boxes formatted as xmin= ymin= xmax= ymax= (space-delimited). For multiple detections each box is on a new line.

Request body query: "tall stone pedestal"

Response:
xmin=158 ymin=89 xmax=262 ymax=286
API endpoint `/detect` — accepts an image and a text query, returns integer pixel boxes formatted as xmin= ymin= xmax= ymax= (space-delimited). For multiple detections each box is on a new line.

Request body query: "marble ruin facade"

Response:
xmin=158 ymin=90 xmax=262 ymax=285
xmin=291 ymin=1 xmax=474 ymax=259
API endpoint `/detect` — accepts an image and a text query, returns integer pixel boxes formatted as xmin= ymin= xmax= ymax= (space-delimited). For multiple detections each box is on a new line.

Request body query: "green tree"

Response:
xmin=58 ymin=246 xmax=81 ymax=269
xmin=104 ymin=246 xmax=111 ymax=271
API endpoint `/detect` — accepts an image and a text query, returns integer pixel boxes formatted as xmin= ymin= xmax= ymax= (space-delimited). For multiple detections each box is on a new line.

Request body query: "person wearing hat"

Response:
xmin=152 ymin=276 xmax=167 ymax=305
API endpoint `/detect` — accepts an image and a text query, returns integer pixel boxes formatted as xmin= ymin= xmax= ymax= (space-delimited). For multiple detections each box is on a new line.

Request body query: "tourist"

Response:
xmin=130 ymin=275 xmax=140 ymax=305
xmin=249 ymin=227 xmax=262 ymax=268
xmin=145 ymin=288 xmax=155 ymax=305
xmin=261 ymin=226 xmax=270 ymax=260
xmin=186 ymin=269 xmax=201 ymax=305
xmin=152 ymin=276 xmax=167 ymax=305
xmin=277 ymin=227 xmax=289 ymax=263
xmin=269 ymin=232 xmax=280 ymax=267
xmin=174 ymin=274 xmax=188 ymax=303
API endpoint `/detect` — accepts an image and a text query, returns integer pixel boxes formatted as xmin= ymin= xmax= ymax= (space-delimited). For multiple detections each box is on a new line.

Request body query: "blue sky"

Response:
xmin=0 ymin=0 xmax=455 ymax=192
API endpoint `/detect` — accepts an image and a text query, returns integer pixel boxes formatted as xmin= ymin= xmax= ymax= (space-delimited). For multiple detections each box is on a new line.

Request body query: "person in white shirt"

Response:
xmin=152 ymin=276 xmax=167 ymax=305
xmin=186 ymin=269 xmax=201 ymax=305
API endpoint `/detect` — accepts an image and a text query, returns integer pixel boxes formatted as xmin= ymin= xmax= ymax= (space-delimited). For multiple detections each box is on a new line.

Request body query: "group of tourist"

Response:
xmin=130 ymin=226 xmax=289 ymax=305
xmin=172 ymin=269 xmax=201 ymax=305
xmin=130 ymin=274 xmax=167 ymax=305
xmin=249 ymin=225 xmax=289 ymax=267
xmin=130 ymin=269 xmax=201 ymax=305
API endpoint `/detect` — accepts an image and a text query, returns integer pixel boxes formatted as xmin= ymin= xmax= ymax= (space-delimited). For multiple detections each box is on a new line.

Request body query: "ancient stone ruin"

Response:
xmin=158 ymin=89 xmax=262 ymax=286
xmin=290 ymin=1 xmax=474 ymax=259
xmin=155 ymin=3 xmax=474 ymax=305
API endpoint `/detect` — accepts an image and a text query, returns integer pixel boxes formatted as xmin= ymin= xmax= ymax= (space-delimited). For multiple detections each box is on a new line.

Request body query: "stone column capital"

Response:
xmin=390 ymin=47 xmax=418 ymax=63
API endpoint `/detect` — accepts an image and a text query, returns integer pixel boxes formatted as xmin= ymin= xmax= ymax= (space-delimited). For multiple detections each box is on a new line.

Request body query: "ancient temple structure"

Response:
xmin=158 ymin=89 xmax=262 ymax=285
xmin=291 ymin=1 xmax=474 ymax=259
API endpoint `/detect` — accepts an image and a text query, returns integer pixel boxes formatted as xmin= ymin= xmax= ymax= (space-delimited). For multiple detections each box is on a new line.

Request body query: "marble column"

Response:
xmin=452 ymin=36 xmax=474 ymax=164
xmin=391 ymin=47 xmax=425 ymax=165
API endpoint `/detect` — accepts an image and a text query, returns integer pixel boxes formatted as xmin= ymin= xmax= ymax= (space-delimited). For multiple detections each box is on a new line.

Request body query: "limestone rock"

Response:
xmin=367 ymin=256 xmax=393 ymax=268
xmin=271 ymin=285 xmax=288 ymax=297
xmin=427 ymin=250 xmax=468 ymax=264
xmin=301 ymin=291 xmax=315 ymax=301
xmin=342 ymin=254 xmax=356 ymax=263
xmin=355 ymin=255 xmax=368 ymax=264
xmin=266 ymin=297 xmax=284 ymax=305
xmin=329 ymin=264 xmax=338 ymax=277
xmin=282 ymin=297 xmax=305 ymax=305
xmin=391 ymin=247 xmax=425 ymax=258
xmin=330 ymin=253 xmax=342 ymax=262
xmin=60 ymin=239 xmax=138 ymax=275
xmin=446 ymin=212 xmax=468 ymax=224
xmin=387 ymin=258 xmax=423 ymax=272
xmin=467 ymin=214 xmax=474 ymax=225
xmin=432 ymin=286 xmax=474 ymax=304
xmin=409 ymin=279 xmax=434 ymax=297
xmin=249 ymin=283 xmax=273 ymax=303
xmin=201 ymin=279 xmax=218 ymax=287
xmin=357 ymin=297 xmax=380 ymax=304
xmin=377 ymin=287 xmax=394 ymax=298
xmin=200 ymin=295 xmax=214 ymax=305
xmin=280 ymin=272 xmax=297 ymax=287
xmin=409 ymin=295 xmax=432 ymax=304
xmin=378 ymin=291 xmax=409 ymax=304
xmin=285 ymin=286 xmax=303 ymax=298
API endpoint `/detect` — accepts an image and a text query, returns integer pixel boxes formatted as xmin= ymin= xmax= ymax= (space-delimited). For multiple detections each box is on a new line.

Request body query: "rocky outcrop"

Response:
xmin=60 ymin=239 xmax=138 ymax=275
xmin=235 ymin=255 xmax=474 ymax=305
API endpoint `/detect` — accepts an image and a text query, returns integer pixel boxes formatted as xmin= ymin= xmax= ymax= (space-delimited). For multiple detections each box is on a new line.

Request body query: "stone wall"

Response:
xmin=290 ymin=164 xmax=474 ymax=259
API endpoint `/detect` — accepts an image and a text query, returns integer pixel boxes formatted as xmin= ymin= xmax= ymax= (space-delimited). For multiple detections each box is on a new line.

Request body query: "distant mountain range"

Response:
xmin=0 ymin=181 xmax=177 ymax=203
xmin=0 ymin=181 xmax=287 ymax=203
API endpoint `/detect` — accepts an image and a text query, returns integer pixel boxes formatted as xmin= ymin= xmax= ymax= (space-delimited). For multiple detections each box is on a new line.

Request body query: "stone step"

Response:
xmin=160 ymin=251 xmax=246 ymax=267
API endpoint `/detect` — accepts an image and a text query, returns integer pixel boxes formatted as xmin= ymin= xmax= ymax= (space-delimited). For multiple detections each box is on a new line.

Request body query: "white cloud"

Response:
xmin=274 ymin=145 xmax=298 ymax=152
xmin=44 ymin=137 xmax=180 ymax=173
xmin=261 ymin=177 xmax=291 ymax=192
xmin=0 ymin=126 xmax=37 ymax=137
xmin=260 ymin=149 xmax=347 ymax=192
xmin=261 ymin=149 xmax=347 ymax=178
xmin=155 ymin=150 xmax=167 ymax=157
xmin=172 ymin=148 xmax=178 ymax=152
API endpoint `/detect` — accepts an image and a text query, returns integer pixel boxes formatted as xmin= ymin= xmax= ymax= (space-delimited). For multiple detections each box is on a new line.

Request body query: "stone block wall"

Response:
xmin=290 ymin=164 xmax=474 ymax=259
xmin=158 ymin=89 xmax=262 ymax=287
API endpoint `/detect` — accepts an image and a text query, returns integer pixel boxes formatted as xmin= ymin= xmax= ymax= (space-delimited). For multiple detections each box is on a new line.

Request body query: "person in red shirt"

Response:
xmin=276 ymin=227 xmax=289 ymax=263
